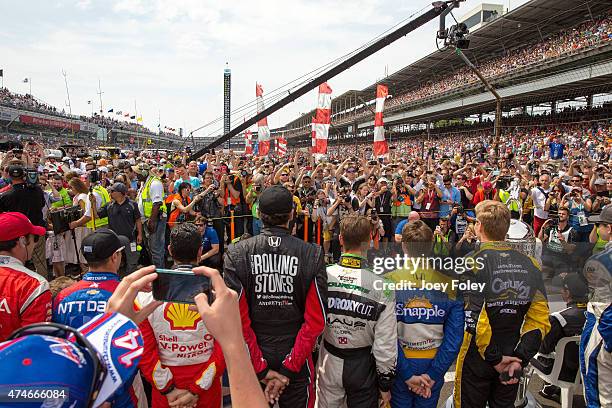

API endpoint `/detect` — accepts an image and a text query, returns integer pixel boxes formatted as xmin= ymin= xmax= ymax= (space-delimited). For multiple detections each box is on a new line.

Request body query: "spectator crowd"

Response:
xmin=0 ymin=101 xmax=609 ymax=407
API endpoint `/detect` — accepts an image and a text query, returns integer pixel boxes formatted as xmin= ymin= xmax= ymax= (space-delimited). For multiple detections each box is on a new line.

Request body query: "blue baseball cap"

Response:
xmin=0 ymin=313 xmax=144 ymax=407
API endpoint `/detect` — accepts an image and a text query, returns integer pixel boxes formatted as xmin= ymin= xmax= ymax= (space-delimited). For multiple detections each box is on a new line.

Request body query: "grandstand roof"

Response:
xmin=280 ymin=0 xmax=611 ymax=131
xmin=366 ymin=0 xmax=611 ymax=97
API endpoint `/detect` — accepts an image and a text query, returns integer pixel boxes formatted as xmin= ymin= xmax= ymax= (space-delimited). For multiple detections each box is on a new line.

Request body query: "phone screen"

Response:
xmin=153 ymin=269 xmax=212 ymax=305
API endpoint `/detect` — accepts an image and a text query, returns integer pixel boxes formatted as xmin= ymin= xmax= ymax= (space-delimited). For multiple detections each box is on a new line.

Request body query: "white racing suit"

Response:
xmin=316 ymin=254 xmax=397 ymax=408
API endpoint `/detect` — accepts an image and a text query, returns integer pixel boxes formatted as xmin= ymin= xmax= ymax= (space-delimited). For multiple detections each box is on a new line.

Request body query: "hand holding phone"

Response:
xmin=153 ymin=268 xmax=213 ymax=305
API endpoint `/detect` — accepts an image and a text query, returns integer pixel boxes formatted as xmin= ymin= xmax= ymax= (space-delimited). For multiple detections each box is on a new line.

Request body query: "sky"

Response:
xmin=0 ymin=0 xmax=530 ymax=138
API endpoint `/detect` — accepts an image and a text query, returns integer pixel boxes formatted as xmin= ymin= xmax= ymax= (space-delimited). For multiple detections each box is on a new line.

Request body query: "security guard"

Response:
xmin=68 ymin=170 xmax=111 ymax=233
xmin=135 ymin=164 xmax=166 ymax=268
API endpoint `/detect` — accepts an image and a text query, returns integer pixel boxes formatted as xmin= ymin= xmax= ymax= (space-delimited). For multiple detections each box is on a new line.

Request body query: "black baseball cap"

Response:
xmin=258 ymin=185 xmax=294 ymax=215
xmin=588 ymin=205 xmax=612 ymax=224
xmin=81 ymin=228 xmax=128 ymax=263
xmin=108 ymin=182 xmax=128 ymax=194
xmin=562 ymin=273 xmax=589 ymax=301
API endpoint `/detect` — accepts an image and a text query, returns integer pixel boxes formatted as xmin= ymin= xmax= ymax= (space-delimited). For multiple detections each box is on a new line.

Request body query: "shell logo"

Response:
xmin=164 ymin=303 xmax=201 ymax=330
xmin=405 ymin=296 xmax=433 ymax=309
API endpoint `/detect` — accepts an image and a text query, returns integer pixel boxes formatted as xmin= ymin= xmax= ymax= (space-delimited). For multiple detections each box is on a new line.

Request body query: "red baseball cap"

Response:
xmin=0 ymin=212 xmax=46 ymax=241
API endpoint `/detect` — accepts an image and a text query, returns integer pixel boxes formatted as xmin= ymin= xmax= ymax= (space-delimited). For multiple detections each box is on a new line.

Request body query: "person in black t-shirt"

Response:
xmin=0 ymin=162 xmax=47 ymax=276
xmin=374 ymin=178 xmax=393 ymax=250
xmin=96 ymin=182 xmax=143 ymax=276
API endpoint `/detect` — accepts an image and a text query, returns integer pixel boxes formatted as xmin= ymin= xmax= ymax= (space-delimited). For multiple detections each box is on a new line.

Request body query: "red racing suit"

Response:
xmin=137 ymin=292 xmax=225 ymax=408
xmin=0 ymin=255 xmax=51 ymax=341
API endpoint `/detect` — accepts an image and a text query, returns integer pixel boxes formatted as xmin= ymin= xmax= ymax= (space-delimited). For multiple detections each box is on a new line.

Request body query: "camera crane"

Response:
xmin=439 ymin=20 xmax=502 ymax=143
xmin=188 ymin=0 xmax=466 ymax=161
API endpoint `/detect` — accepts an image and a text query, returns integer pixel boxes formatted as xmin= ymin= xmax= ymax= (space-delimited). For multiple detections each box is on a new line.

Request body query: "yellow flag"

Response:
xmin=137 ymin=116 xmax=143 ymax=122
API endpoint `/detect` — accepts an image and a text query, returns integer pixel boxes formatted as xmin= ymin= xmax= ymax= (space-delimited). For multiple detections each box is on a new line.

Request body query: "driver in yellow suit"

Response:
xmin=453 ymin=200 xmax=550 ymax=408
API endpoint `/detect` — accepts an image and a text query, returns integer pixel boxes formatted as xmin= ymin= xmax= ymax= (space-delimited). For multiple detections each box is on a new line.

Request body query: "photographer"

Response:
xmin=327 ymin=184 xmax=355 ymax=255
xmin=168 ymin=182 xmax=202 ymax=229
xmin=198 ymin=171 xmax=225 ymax=254
xmin=297 ymin=174 xmax=317 ymax=242
xmin=221 ymin=171 xmax=247 ymax=241
xmin=391 ymin=173 xmax=416 ymax=224
xmin=246 ymin=174 xmax=264 ymax=235
xmin=312 ymin=188 xmax=334 ymax=262
xmin=0 ymin=160 xmax=47 ymax=276
xmin=538 ymin=207 xmax=578 ymax=277
xmin=415 ymin=175 xmax=442 ymax=231
xmin=366 ymin=208 xmax=385 ymax=249
xmin=562 ymin=187 xmax=594 ymax=243
xmin=373 ymin=177 xmax=394 ymax=252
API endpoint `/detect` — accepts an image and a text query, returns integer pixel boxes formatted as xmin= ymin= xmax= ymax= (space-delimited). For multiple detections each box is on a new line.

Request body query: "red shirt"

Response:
xmin=0 ymin=255 xmax=51 ymax=341
xmin=465 ymin=176 xmax=481 ymax=195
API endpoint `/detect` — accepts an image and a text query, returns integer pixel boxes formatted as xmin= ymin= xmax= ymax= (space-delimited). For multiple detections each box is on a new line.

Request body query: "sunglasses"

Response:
xmin=9 ymin=322 xmax=107 ymax=407
xmin=281 ymin=173 xmax=288 ymax=177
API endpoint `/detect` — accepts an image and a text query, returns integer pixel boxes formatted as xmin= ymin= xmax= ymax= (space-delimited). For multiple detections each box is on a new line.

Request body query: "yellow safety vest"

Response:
xmin=86 ymin=185 xmax=110 ymax=229
xmin=141 ymin=176 xmax=167 ymax=218
xmin=499 ymin=189 xmax=520 ymax=212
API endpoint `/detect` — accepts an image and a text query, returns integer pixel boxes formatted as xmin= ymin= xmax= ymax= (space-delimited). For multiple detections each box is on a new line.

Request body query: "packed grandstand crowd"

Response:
xmin=0 ymin=87 xmax=160 ymax=135
xmin=326 ymin=11 xmax=612 ymax=126
xmin=0 ymin=7 xmax=611 ymax=408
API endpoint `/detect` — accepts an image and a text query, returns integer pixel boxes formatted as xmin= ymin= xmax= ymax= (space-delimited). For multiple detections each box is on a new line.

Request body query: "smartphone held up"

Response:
xmin=153 ymin=268 xmax=213 ymax=305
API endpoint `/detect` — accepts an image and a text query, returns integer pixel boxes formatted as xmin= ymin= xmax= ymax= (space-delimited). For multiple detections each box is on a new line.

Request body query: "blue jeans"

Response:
xmin=253 ymin=218 xmax=263 ymax=236
xmin=147 ymin=216 xmax=167 ymax=268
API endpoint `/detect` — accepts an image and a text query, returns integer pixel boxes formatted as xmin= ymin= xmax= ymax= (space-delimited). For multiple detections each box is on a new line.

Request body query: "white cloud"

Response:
xmin=0 ymin=0 xmax=530 ymax=138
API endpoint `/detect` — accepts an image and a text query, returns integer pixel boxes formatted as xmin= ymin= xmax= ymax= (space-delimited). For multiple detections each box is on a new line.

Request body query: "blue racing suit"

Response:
xmin=581 ymin=245 xmax=612 ymax=407
xmin=385 ymin=264 xmax=463 ymax=408
xmin=53 ymin=272 xmax=146 ymax=408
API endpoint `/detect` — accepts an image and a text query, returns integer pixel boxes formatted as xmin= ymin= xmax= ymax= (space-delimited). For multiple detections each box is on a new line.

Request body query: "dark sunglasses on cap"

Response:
xmin=9 ymin=322 xmax=107 ymax=407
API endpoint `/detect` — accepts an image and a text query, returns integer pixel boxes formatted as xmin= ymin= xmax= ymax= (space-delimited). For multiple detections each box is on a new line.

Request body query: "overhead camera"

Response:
xmin=436 ymin=1 xmax=470 ymax=50
xmin=448 ymin=23 xmax=470 ymax=49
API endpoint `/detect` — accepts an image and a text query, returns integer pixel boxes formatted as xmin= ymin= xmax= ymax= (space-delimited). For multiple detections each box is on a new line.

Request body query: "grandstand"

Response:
xmin=0 ymin=87 xmax=178 ymax=148
xmin=275 ymin=0 xmax=612 ymax=149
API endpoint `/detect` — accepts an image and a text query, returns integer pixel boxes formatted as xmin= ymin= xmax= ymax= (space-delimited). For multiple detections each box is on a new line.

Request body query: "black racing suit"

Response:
xmin=454 ymin=242 xmax=551 ymax=408
xmin=531 ymin=301 xmax=587 ymax=382
xmin=224 ymin=225 xmax=327 ymax=408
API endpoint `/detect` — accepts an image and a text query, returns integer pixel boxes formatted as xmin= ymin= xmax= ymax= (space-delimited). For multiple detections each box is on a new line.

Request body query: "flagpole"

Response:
xmin=97 ymin=79 xmax=104 ymax=114
xmin=134 ymin=100 xmax=139 ymax=149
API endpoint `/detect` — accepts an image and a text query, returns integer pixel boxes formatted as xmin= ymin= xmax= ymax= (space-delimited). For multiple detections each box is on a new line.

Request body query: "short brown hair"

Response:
xmin=401 ymin=220 xmax=433 ymax=256
xmin=475 ymin=200 xmax=510 ymax=241
xmin=49 ymin=276 xmax=76 ymax=299
xmin=69 ymin=177 xmax=88 ymax=194
xmin=340 ymin=215 xmax=371 ymax=250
